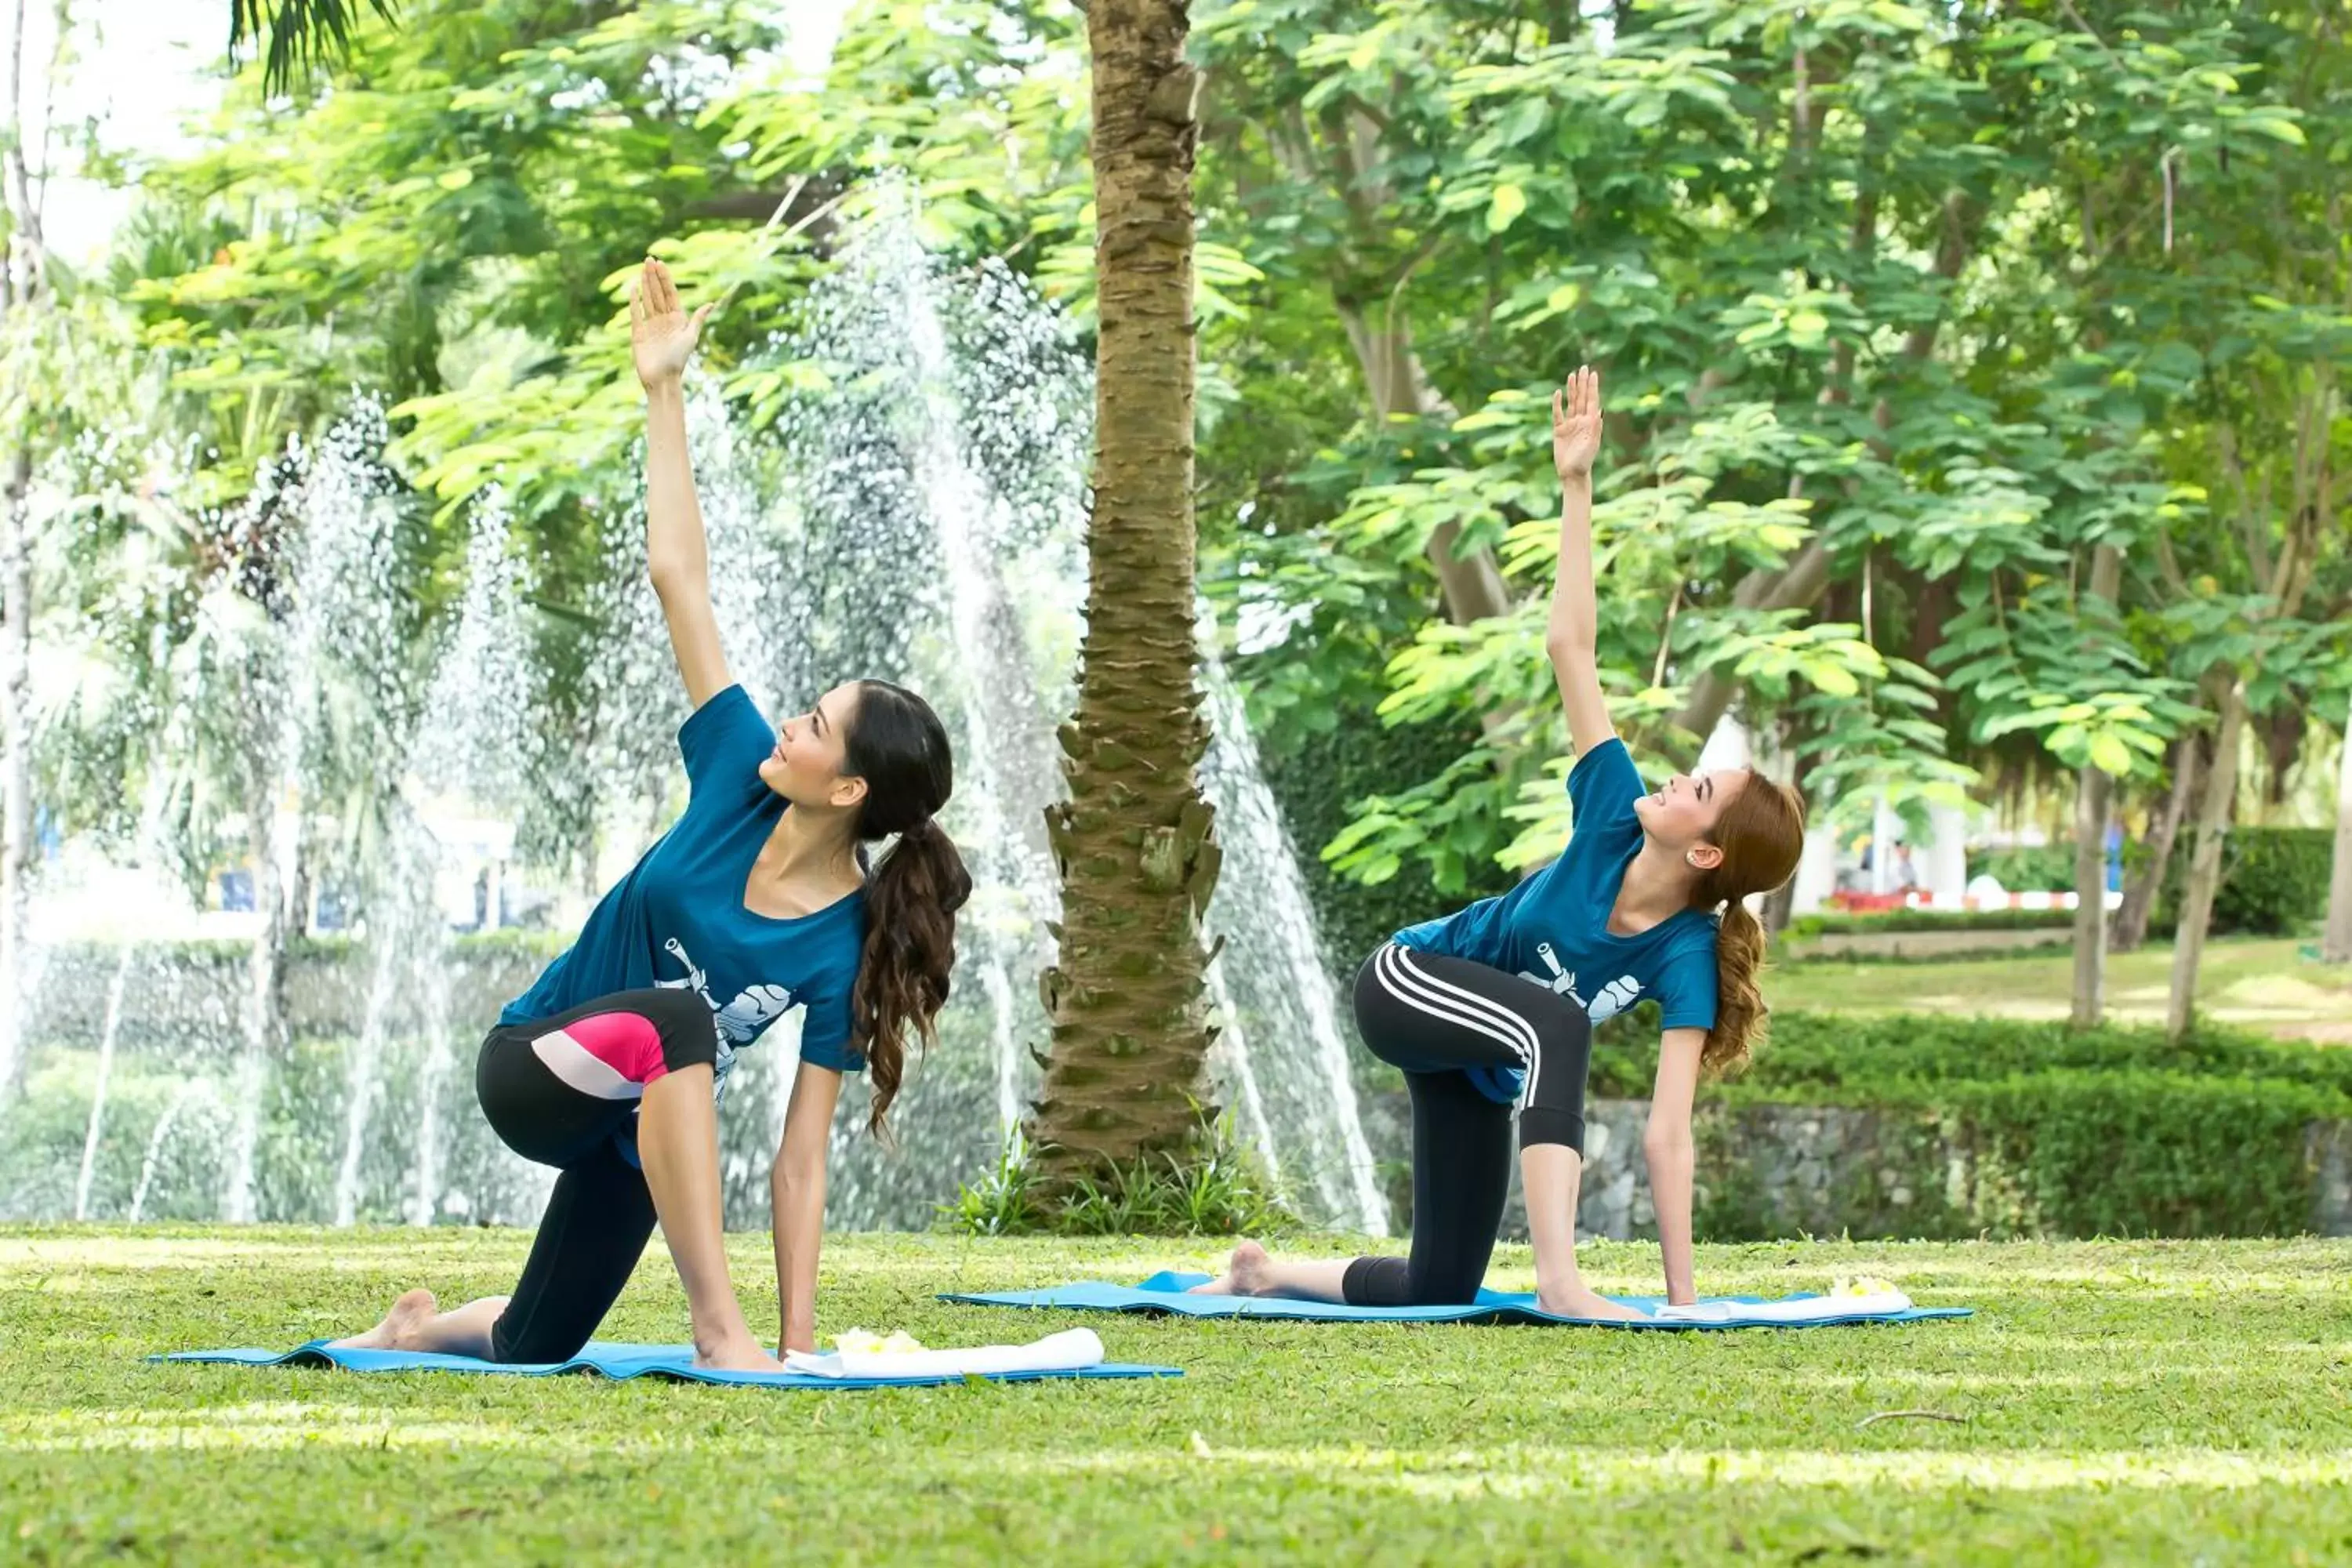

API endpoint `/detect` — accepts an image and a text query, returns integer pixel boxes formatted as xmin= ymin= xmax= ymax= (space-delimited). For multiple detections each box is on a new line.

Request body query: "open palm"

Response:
xmin=630 ymin=256 xmax=711 ymax=389
xmin=1552 ymin=365 xmax=1602 ymax=481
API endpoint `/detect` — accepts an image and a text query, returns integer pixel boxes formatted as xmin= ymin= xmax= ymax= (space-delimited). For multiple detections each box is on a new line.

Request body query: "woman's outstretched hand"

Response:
xmin=631 ymin=255 xmax=712 ymax=390
xmin=1552 ymin=364 xmax=1602 ymax=484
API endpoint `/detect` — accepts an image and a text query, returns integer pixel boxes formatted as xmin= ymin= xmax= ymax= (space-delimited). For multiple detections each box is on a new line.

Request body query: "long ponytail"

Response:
xmin=852 ymin=817 xmax=972 ymax=1136
xmin=1705 ymin=899 xmax=1771 ymax=1076
xmin=839 ymin=680 xmax=972 ymax=1136
xmin=1686 ymin=772 xmax=1807 ymax=1076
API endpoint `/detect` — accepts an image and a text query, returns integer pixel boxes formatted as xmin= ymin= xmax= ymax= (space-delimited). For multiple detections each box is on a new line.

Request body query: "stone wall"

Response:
xmin=2310 ymin=1120 xmax=2352 ymax=1236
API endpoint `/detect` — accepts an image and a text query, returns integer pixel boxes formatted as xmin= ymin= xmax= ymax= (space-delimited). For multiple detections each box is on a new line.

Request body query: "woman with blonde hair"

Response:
xmin=1196 ymin=367 xmax=1806 ymax=1316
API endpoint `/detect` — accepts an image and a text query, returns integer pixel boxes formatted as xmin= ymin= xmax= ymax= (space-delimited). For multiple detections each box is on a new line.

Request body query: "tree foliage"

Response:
xmin=43 ymin=0 xmax=2352 ymax=916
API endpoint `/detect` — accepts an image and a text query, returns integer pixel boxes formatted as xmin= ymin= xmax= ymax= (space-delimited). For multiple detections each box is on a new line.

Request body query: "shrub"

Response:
xmin=1973 ymin=843 xmax=2079 ymax=890
xmin=940 ymin=1109 xmax=1299 ymax=1237
xmin=1588 ymin=1011 xmax=2349 ymax=1240
xmin=2185 ymin=826 xmax=2335 ymax=936
xmin=2013 ymin=826 xmax=2332 ymax=936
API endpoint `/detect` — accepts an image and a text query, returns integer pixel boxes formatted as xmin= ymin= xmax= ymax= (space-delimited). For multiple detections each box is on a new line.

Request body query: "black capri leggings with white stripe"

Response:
xmin=1341 ymin=941 xmax=1594 ymax=1308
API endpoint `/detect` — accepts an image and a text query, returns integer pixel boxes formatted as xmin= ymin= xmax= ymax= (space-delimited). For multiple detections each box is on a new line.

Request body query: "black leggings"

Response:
xmin=1340 ymin=942 xmax=1593 ymax=1308
xmin=473 ymin=987 xmax=720 ymax=1363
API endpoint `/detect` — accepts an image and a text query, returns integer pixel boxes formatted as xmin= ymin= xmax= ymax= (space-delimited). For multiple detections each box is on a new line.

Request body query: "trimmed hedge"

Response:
xmin=1592 ymin=1010 xmax=2352 ymax=1099
xmin=1590 ymin=1011 xmax=2349 ymax=1240
xmin=1784 ymin=908 xmax=2074 ymax=937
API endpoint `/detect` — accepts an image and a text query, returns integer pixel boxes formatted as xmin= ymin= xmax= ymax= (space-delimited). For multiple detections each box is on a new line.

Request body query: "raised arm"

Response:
xmin=771 ymin=1058 xmax=843 ymax=1356
xmin=1543 ymin=366 xmax=1614 ymax=757
xmin=631 ymin=256 xmax=731 ymax=710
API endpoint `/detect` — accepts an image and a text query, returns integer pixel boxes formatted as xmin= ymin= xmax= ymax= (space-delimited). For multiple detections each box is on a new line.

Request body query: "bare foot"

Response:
xmin=328 ymin=1287 xmax=437 ymax=1350
xmin=1538 ymin=1287 xmax=1647 ymax=1323
xmin=1188 ymin=1240 xmax=1272 ymax=1297
xmin=695 ymin=1338 xmax=786 ymax=1374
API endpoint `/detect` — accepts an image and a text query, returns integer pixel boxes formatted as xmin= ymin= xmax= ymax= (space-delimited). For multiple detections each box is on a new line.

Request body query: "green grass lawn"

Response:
xmin=3 ymin=1228 xmax=2347 ymax=1565
xmin=1767 ymin=936 xmax=2352 ymax=1042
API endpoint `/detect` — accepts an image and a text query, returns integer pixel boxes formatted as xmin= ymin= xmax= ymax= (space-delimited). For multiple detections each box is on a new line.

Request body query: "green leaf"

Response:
xmin=2237 ymin=115 xmax=2307 ymax=146
xmin=1808 ymin=664 xmax=1860 ymax=698
xmin=2087 ymin=732 xmax=2134 ymax=776
xmin=1486 ymin=183 xmax=1527 ymax=234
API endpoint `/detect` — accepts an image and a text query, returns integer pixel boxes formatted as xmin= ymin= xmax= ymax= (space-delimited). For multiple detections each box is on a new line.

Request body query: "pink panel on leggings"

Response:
xmin=562 ymin=1010 xmax=670 ymax=1084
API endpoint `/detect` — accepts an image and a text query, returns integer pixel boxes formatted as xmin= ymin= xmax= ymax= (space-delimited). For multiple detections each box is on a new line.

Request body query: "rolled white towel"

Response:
xmin=1650 ymin=1289 xmax=1915 ymax=1326
xmin=784 ymin=1327 xmax=1107 ymax=1380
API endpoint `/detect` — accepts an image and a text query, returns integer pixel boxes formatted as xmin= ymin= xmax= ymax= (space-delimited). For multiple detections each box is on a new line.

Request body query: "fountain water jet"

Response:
xmin=9 ymin=203 xmax=1397 ymax=1233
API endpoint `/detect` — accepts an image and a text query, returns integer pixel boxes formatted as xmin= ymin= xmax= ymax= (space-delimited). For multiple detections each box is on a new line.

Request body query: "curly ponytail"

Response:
xmin=1685 ymin=772 xmax=1807 ymax=1076
xmin=839 ymin=681 xmax=973 ymax=1137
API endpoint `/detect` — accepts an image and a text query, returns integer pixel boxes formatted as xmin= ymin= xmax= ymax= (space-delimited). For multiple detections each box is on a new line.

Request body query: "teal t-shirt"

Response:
xmin=500 ymin=684 xmax=868 ymax=1098
xmin=1393 ymin=736 xmax=1719 ymax=1103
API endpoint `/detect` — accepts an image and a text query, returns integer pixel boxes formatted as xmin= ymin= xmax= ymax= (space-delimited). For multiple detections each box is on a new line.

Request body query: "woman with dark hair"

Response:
xmin=1194 ymin=367 xmax=1805 ymax=1318
xmin=334 ymin=256 xmax=972 ymax=1370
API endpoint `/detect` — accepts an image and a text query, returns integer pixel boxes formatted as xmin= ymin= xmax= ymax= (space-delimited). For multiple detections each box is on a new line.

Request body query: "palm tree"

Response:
xmin=1026 ymin=0 xmax=1221 ymax=1184
xmin=228 ymin=0 xmax=396 ymax=95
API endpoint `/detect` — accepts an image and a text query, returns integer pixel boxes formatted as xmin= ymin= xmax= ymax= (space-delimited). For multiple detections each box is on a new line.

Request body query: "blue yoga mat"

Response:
xmin=153 ymin=1340 xmax=1183 ymax=1388
xmin=943 ymin=1272 xmax=1972 ymax=1330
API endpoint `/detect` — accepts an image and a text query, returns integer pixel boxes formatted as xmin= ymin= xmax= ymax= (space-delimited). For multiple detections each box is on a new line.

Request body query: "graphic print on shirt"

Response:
xmin=655 ymin=936 xmax=797 ymax=1042
xmin=1519 ymin=940 xmax=1645 ymax=1022
xmin=653 ymin=935 xmax=799 ymax=1089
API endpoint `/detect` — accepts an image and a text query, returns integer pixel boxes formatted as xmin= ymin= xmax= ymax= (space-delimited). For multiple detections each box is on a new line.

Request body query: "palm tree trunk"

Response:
xmin=2324 ymin=691 xmax=2352 ymax=964
xmin=1029 ymin=0 xmax=1221 ymax=1182
xmin=2166 ymin=681 xmax=2248 ymax=1042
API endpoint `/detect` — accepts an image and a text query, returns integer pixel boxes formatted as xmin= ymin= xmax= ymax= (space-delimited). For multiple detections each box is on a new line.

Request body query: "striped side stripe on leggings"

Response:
xmin=1372 ymin=942 xmax=1547 ymax=1110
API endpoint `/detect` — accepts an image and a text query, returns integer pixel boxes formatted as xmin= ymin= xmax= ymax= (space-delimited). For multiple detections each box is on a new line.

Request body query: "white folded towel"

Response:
xmin=783 ymin=1327 xmax=1107 ymax=1380
xmin=1649 ymin=1289 xmax=1915 ymax=1326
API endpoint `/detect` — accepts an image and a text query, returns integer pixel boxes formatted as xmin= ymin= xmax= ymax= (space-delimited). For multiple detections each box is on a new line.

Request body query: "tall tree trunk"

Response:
xmin=2068 ymin=546 xmax=2122 ymax=1029
xmin=1264 ymin=106 xmax=1515 ymax=635
xmin=1670 ymin=191 xmax=1980 ymax=744
xmin=2324 ymin=691 xmax=2352 ymax=964
xmin=0 ymin=0 xmax=55 ymax=1102
xmin=1332 ymin=305 xmax=1510 ymax=625
xmin=0 ymin=448 xmax=30 ymax=1100
xmin=2166 ymin=681 xmax=2248 ymax=1042
xmin=1029 ymin=0 xmax=1221 ymax=1182
xmin=2257 ymin=705 xmax=2306 ymax=811
xmin=2113 ymin=731 xmax=2200 ymax=953
xmin=2068 ymin=763 xmax=2115 ymax=1029
xmin=224 ymin=790 xmax=295 ymax=1222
